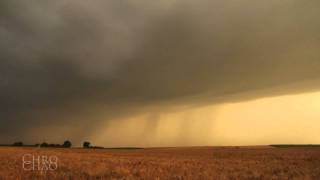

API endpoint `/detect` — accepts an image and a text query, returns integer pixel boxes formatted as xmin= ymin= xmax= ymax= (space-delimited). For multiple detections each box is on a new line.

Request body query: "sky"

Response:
xmin=0 ymin=0 xmax=320 ymax=147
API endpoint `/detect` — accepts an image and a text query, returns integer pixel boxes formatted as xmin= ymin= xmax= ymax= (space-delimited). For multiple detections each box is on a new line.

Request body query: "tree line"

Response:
xmin=10 ymin=140 xmax=103 ymax=149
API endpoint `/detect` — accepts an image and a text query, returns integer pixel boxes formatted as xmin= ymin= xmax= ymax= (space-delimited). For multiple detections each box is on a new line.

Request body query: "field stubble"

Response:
xmin=0 ymin=146 xmax=319 ymax=179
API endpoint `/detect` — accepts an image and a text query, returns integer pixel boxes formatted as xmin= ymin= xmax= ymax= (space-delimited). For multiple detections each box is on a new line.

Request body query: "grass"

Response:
xmin=0 ymin=146 xmax=319 ymax=179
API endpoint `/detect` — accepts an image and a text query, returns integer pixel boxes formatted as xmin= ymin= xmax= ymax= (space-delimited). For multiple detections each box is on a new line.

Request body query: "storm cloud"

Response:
xmin=1 ymin=0 xmax=320 ymax=145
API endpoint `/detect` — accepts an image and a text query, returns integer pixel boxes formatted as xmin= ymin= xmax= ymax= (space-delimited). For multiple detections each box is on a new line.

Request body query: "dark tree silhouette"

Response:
xmin=62 ymin=140 xmax=72 ymax=148
xmin=83 ymin=141 xmax=91 ymax=148
xmin=13 ymin=142 xmax=23 ymax=146
xmin=40 ymin=142 xmax=48 ymax=147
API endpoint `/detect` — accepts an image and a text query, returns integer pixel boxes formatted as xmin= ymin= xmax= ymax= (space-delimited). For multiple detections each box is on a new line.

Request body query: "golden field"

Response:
xmin=0 ymin=146 xmax=319 ymax=180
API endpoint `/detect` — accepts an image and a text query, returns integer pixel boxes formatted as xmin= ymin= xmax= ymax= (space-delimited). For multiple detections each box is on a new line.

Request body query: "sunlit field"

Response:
xmin=0 ymin=146 xmax=319 ymax=179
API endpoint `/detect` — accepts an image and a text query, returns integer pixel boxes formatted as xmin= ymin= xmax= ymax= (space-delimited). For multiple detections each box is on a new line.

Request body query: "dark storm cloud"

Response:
xmin=1 ymin=0 xmax=320 ymax=143
xmin=111 ymin=0 xmax=320 ymax=103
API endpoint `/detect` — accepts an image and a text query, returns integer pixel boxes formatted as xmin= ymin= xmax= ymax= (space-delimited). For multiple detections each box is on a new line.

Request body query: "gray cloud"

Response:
xmin=1 ymin=0 xmax=320 ymax=145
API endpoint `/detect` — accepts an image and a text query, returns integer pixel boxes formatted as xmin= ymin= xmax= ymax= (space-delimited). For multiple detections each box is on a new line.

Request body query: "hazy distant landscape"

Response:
xmin=1 ymin=146 xmax=319 ymax=179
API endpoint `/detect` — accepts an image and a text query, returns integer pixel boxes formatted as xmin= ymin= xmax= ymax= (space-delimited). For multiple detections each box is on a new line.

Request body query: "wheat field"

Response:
xmin=0 ymin=146 xmax=319 ymax=179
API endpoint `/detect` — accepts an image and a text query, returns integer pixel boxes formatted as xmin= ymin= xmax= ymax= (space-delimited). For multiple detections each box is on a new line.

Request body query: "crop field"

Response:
xmin=0 ymin=146 xmax=319 ymax=179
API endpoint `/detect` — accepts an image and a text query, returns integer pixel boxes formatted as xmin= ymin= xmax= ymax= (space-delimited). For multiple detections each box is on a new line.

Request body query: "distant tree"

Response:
xmin=48 ymin=144 xmax=61 ymax=148
xmin=62 ymin=140 xmax=72 ymax=148
xmin=83 ymin=141 xmax=91 ymax=148
xmin=40 ymin=142 xmax=48 ymax=147
xmin=13 ymin=142 xmax=23 ymax=146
